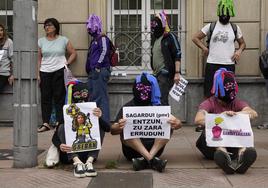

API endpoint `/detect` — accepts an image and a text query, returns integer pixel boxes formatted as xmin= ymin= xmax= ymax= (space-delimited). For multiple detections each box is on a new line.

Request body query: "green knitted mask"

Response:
xmin=217 ymin=0 xmax=236 ymax=17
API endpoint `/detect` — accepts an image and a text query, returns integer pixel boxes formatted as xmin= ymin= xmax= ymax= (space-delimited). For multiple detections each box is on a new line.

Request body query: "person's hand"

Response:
xmin=231 ymin=50 xmax=242 ymax=62
xmin=224 ymin=111 xmax=237 ymax=116
xmin=93 ymin=108 xmax=102 ymax=118
xmin=174 ymin=73 xmax=180 ymax=84
xmin=203 ymin=47 xmax=209 ymax=56
xmin=59 ymin=144 xmax=72 ymax=152
xmin=116 ymin=118 xmax=126 ymax=130
xmin=8 ymin=75 xmax=14 ymax=85
xmin=37 ymin=74 xmax=41 ymax=85
xmin=167 ymin=115 xmax=182 ymax=130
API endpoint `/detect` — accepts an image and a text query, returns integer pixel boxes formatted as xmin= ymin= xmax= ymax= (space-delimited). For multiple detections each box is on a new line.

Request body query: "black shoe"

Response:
xmin=84 ymin=162 xmax=97 ymax=177
xmin=73 ymin=163 xmax=86 ymax=178
xmin=195 ymin=126 xmax=204 ymax=132
xmin=236 ymin=148 xmax=257 ymax=174
xmin=214 ymin=150 xmax=235 ymax=174
xmin=150 ymin=157 xmax=167 ymax=173
xmin=132 ymin=157 xmax=148 ymax=171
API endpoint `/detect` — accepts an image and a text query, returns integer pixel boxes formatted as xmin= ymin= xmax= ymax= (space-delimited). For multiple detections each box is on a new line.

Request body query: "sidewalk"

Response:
xmin=1 ymin=126 xmax=268 ymax=188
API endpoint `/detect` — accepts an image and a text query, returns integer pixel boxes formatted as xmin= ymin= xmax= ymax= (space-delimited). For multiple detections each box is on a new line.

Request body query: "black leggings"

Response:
xmin=196 ymin=131 xmax=239 ymax=160
xmin=0 ymin=75 xmax=8 ymax=93
xmin=40 ymin=68 xmax=66 ymax=124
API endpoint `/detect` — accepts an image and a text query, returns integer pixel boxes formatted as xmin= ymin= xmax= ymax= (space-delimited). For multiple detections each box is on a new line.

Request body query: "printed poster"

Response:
xmin=205 ymin=113 xmax=254 ymax=147
xmin=63 ymin=102 xmax=101 ymax=153
xmin=169 ymin=76 xmax=188 ymax=102
xmin=123 ymin=106 xmax=171 ymax=140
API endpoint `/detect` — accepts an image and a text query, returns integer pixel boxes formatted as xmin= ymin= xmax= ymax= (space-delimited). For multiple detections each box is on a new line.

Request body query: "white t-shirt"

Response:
xmin=201 ymin=21 xmax=243 ymax=65
xmin=38 ymin=35 xmax=69 ymax=72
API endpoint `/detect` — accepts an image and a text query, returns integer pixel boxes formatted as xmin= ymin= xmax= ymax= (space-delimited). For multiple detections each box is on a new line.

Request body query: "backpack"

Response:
xmin=206 ymin=21 xmax=237 ymax=47
xmin=108 ymin=38 xmax=119 ymax=67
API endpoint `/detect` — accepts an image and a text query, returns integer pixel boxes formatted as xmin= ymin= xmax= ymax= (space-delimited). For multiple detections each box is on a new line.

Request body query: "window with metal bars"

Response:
xmin=107 ymin=0 xmax=185 ymax=75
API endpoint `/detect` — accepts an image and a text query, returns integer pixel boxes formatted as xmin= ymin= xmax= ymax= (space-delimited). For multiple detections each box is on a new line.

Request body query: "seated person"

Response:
xmin=111 ymin=73 xmax=182 ymax=172
xmin=194 ymin=68 xmax=258 ymax=174
xmin=51 ymin=107 xmax=110 ymax=178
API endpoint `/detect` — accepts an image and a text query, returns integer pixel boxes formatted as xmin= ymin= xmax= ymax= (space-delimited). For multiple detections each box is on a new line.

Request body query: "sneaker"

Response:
xmin=195 ymin=125 xmax=204 ymax=132
xmin=236 ymin=148 xmax=257 ymax=174
xmin=73 ymin=163 xmax=86 ymax=178
xmin=214 ymin=150 xmax=235 ymax=174
xmin=150 ymin=157 xmax=167 ymax=173
xmin=84 ymin=162 xmax=97 ymax=177
xmin=257 ymin=124 xmax=268 ymax=129
xmin=132 ymin=157 xmax=148 ymax=171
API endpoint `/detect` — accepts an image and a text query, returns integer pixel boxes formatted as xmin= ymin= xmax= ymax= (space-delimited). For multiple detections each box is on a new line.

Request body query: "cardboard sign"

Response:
xmin=63 ymin=102 xmax=101 ymax=153
xmin=205 ymin=113 xmax=254 ymax=147
xmin=169 ymin=76 xmax=188 ymax=102
xmin=123 ymin=106 xmax=171 ymax=140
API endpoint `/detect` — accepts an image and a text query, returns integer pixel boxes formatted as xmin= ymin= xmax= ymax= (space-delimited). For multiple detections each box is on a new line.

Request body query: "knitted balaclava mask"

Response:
xmin=211 ymin=68 xmax=238 ymax=104
xmin=86 ymin=14 xmax=102 ymax=37
xmin=151 ymin=17 xmax=164 ymax=39
xmin=217 ymin=0 xmax=235 ymax=25
xmin=133 ymin=74 xmax=152 ymax=106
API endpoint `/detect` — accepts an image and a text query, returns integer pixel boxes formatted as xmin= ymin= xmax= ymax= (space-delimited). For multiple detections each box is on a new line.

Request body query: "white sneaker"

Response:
xmin=73 ymin=162 xmax=86 ymax=178
xmin=84 ymin=162 xmax=97 ymax=177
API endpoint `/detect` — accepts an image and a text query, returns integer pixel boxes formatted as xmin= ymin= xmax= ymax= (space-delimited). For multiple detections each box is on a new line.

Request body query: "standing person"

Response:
xmin=151 ymin=11 xmax=181 ymax=105
xmin=194 ymin=68 xmax=257 ymax=174
xmin=0 ymin=24 xmax=14 ymax=91
xmin=258 ymin=33 xmax=268 ymax=129
xmin=111 ymin=73 xmax=182 ymax=172
xmin=192 ymin=0 xmax=246 ymax=99
xmin=38 ymin=18 xmax=77 ymax=132
xmin=85 ymin=14 xmax=111 ymax=123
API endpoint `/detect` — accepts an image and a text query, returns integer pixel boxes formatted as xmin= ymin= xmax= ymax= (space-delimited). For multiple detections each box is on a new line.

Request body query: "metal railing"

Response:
xmin=107 ymin=0 xmax=186 ymax=75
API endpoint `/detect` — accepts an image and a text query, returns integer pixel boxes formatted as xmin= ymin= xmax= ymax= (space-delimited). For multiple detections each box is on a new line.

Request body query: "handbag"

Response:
xmin=64 ymin=64 xmax=77 ymax=87
xmin=45 ymin=144 xmax=60 ymax=167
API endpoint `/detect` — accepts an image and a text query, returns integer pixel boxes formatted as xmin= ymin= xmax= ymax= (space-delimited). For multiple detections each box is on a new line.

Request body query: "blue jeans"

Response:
xmin=88 ymin=67 xmax=111 ymax=123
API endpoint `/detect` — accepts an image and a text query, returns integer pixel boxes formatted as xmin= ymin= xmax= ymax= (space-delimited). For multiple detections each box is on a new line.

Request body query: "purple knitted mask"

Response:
xmin=86 ymin=14 xmax=102 ymax=35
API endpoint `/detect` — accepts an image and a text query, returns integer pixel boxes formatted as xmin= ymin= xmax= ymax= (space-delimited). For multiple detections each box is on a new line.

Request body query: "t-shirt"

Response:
xmin=38 ymin=35 xmax=69 ymax=72
xmin=201 ymin=21 xmax=243 ymax=65
xmin=152 ymin=35 xmax=165 ymax=75
xmin=199 ymin=96 xmax=248 ymax=113
xmin=0 ymin=38 xmax=13 ymax=76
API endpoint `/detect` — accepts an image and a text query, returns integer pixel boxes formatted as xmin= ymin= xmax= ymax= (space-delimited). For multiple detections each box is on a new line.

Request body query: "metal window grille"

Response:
xmin=0 ymin=0 xmax=13 ymax=39
xmin=107 ymin=0 xmax=186 ymax=76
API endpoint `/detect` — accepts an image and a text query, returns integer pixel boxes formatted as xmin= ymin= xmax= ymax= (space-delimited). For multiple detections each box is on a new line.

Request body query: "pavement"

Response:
xmin=1 ymin=126 xmax=268 ymax=188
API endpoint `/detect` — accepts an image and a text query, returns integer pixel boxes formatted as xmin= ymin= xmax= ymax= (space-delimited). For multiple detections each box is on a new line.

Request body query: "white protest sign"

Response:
xmin=205 ymin=113 xmax=254 ymax=147
xmin=0 ymin=50 xmax=4 ymax=61
xmin=123 ymin=106 xmax=171 ymax=140
xmin=63 ymin=102 xmax=101 ymax=153
xmin=169 ymin=76 xmax=188 ymax=102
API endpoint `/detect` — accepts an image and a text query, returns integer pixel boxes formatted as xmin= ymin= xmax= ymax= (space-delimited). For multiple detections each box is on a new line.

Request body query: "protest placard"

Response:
xmin=123 ymin=106 xmax=171 ymax=140
xmin=169 ymin=76 xmax=188 ymax=102
xmin=205 ymin=113 xmax=254 ymax=147
xmin=63 ymin=102 xmax=101 ymax=153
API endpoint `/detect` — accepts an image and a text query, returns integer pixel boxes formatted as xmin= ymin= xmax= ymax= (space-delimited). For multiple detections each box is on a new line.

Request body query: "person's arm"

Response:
xmin=174 ymin=60 xmax=181 ymax=84
xmin=37 ymin=47 xmax=42 ymax=84
xmin=168 ymin=114 xmax=182 ymax=130
xmin=240 ymin=106 xmax=258 ymax=120
xmin=8 ymin=39 xmax=14 ymax=85
xmin=96 ymin=36 xmax=108 ymax=67
xmin=66 ymin=41 xmax=77 ymax=65
xmin=111 ymin=119 xmax=126 ymax=135
xmin=231 ymin=37 xmax=246 ymax=62
xmin=52 ymin=126 xmax=71 ymax=152
xmin=192 ymin=30 xmax=209 ymax=56
xmin=194 ymin=110 xmax=207 ymax=127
